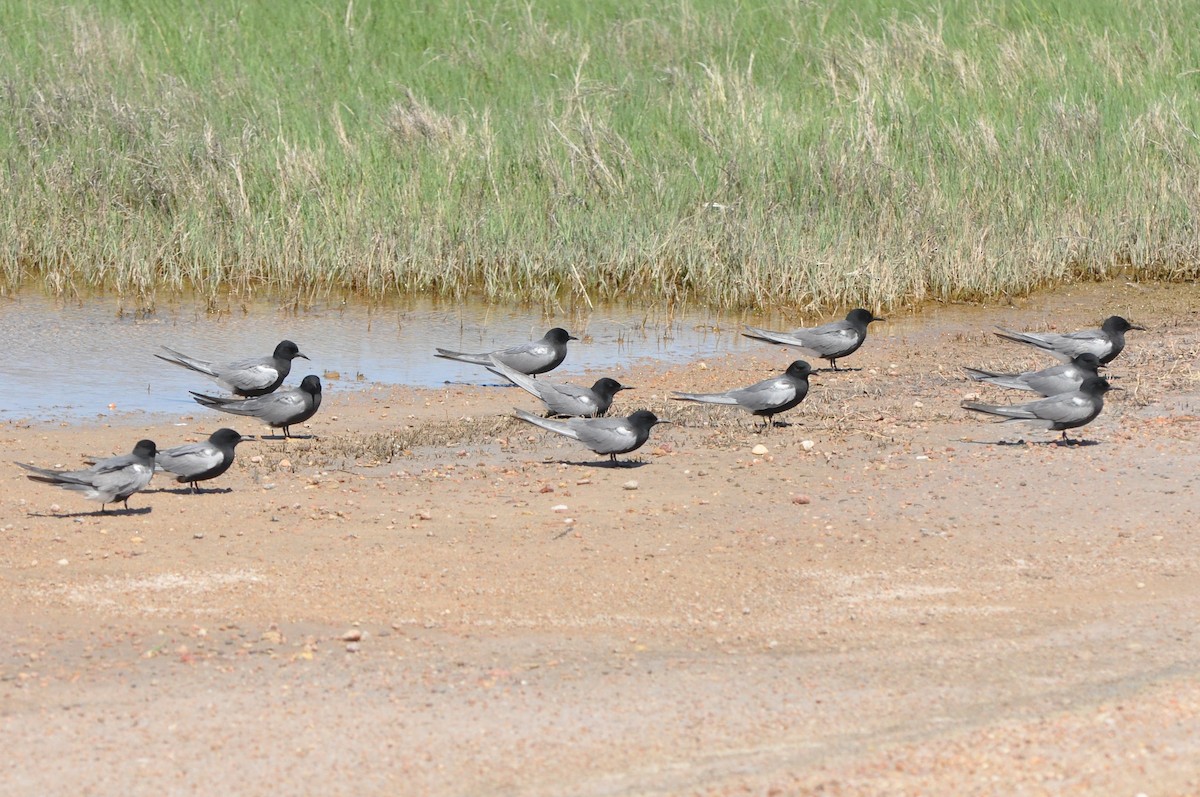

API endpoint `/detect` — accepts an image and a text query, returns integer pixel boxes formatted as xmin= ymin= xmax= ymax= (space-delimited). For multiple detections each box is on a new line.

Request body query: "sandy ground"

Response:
xmin=2 ymin=282 xmax=1200 ymax=796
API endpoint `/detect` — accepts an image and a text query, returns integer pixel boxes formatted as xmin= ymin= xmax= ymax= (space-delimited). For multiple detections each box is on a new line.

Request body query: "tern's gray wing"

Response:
xmin=1021 ymin=392 xmax=1100 ymax=428
xmin=788 ymin=321 xmax=862 ymax=357
xmin=206 ymin=389 xmax=304 ymax=424
xmin=965 ymin=362 xmax=1088 ymax=396
xmin=965 ymin=392 xmax=1097 ymax=430
xmin=1017 ymin=363 xmax=1090 ymax=396
xmin=89 ymin=460 xmax=154 ymax=501
xmin=1052 ymin=330 xmax=1113 ymax=360
xmin=994 ymin=328 xmax=1109 ymax=362
xmin=249 ymin=390 xmax=311 ymax=425
xmin=671 ymin=390 xmax=740 ymax=406
xmin=536 ymin=383 xmax=602 ymax=416
xmin=214 ymin=355 xmax=282 ymax=394
xmin=156 ymin=442 xmax=222 ymax=479
xmin=492 ymin=340 xmax=560 ymax=374
xmin=85 ymin=452 xmax=142 ymax=476
xmin=490 ymin=359 xmax=593 ymax=415
xmin=744 ymin=322 xmax=861 ymax=358
xmin=571 ymin=417 xmax=640 ymax=455
xmin=513 ymin=409 xmax=580 ymax=440
xmin=727 ymin=377 xmax=802 ymax=413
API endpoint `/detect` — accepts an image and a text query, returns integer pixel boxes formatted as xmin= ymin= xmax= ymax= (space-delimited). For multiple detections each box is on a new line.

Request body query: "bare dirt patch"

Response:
xmin=2 ymin=282 xmax=1199 ymax=795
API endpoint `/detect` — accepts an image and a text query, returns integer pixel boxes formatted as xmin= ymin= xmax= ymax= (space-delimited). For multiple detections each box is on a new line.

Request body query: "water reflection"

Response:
xmin=3 ymin=281 xmax=1169 ymax=421
xmin=0 ymin=292 xmax=766 ymax=420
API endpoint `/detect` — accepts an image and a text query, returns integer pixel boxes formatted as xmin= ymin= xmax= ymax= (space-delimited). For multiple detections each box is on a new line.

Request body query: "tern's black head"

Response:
xmin=545 ymin=327 xmax=578 ymax=344
xmin=133 ymin=439 xmax=158 ymax=458
xmin=628 ymin=410 xmax=668 ymax=429
xmin=847 ymin=308 xmax=884 ymax=326
xmin=1072 ymin=353 xmax=1102 ymax=371
xmin=593 ymin=378 xmax=629 ymax=397
xmin=210 ymin=428 xmax=253 ymax=447
xmin=1079 ymin=376 xmax=1113 ymax=396
xmin=299 ymin=375 xmax=323 ymax=395
xmin=1102 ymin=316 xmax=1144 ymax=333
xmin=785 ymin=360 xmax=814 ymax=380
xmin=275 ymin=340 xmax=309 ymax=361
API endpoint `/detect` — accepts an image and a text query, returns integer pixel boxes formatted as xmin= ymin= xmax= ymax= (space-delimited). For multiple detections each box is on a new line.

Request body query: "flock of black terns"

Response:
xmin=14 ymin=312 xmax=1142 ymax=512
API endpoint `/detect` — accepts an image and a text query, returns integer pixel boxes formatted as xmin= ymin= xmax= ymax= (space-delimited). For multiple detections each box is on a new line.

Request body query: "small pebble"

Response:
xmin=341 ymin=629 xmax=362 ymax=642
xmin=801 ymin=440 xmax=815 ymax=451
xmin=751 ymin=444 xmax=769 ymax=455
xmin=622 ymin=480 xmax=639 ymax=491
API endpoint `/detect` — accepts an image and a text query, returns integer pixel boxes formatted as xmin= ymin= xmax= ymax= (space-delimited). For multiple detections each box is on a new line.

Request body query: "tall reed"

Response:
xmin=2 ymin=0 xmax=1199 ymax=310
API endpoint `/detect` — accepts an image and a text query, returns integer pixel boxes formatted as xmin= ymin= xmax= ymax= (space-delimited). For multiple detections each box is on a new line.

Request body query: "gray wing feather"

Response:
xmin=728 ymin=379 xmax=797 ymax=412
xmin=994 ymin=328 xmax=1108 ymax=361
xmin=539 ymin=385 xmax=599 ymax=416
xmin=672 ymin=391 xmax=741 ymax=405
xmin=157 ymin=443 xmax=222 ymax=478
xmin=493 ymin=341 xmax=554 ymax=373
xmin=1024 ymin=393 xmax=1094 ymax=425
xmin=215 ymin=358 xmax=278 ymax=393
xmin=572 ymin=418 xmax=636 ymax=454
xmin=744 ymin=322 xmax=858 ymax=357
xmin=514 ymin=409 xmax=580 ymax=440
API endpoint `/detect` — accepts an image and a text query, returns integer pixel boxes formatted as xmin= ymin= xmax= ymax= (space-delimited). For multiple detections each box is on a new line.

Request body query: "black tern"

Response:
xmin=16 ymin=439 xmax=158 ymax=512
xmin=994 ymin=316 xmax=1144 ymax=365
xmin=742 ymin=309 xmax=884 ymax=370
xmin=514 ymin=408 xmax=669 ymax=464
xmin=191 ymin=375 xmax=322 ymax=438
xmin=156 ymin=428 xmax=254 ymax=492
xmin=963 ymin=353 xmax=1102 ymax=397
xmin=487 ymin=356 xmax=629 ymax=417
xmin=961 ymin=375 xmax=1114 ymax=441
xmin=435 ymin=327 xmax=577 ymax=376
xmin=156 ymin=339 xmax=309 ymax=397
xmin=671 ymin=360 xmax=813 ymax=430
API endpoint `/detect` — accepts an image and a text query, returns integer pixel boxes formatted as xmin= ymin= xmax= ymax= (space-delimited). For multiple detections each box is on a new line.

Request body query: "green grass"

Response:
xmin=3 ymin=0 xmax=1200 ymax=310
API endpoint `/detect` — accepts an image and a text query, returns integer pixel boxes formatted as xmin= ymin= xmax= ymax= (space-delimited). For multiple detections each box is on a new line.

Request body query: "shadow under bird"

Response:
xmin=514 ymin=408 xmax=669 ymax=465
xmin=156 ymin=339 xmax=308 ymax=397
xmin=435 ymin=327 xmax=577 ymax=376
xmin=487 ymin=355 xmax=629 ymax=417
xmin=993 ymin=316 xmax=1143 ymax=365
xmin=155 ymin=428 xmax=255 ymax=492
xmin=16 ymin=439 xmax=158 ymax=512
xmin=671 ymin=360 xmax=813 ymax=430
xmin=961 ymin=375 xmax=1114 ymax=442
xmin=742 ymin=309 xmax=884 ymax=370
xmin=191 ymin=375 xmax=322 ymax=438
xmin=963 ymin=353 xmax=1102 ymax=397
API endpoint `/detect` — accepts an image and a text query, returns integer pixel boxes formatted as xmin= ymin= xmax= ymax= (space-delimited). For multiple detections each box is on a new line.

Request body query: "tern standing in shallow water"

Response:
xmin=742 ymin=309 xmax=883 ymax=370
xmin=156 ymin=339 xmax=308 ymax=397
xmin=435 ymin=327 xmax=577 ymax=376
